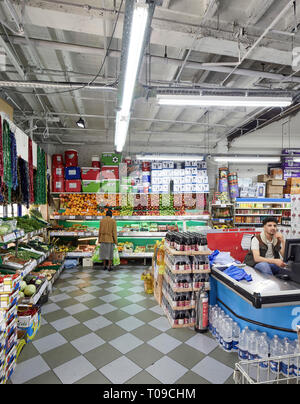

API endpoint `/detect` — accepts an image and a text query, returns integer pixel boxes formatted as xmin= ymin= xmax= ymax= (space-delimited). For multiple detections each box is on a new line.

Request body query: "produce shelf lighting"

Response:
xmin=157 ymin=95 xmax=293 ymax=108
xmin=115 ymin=1 xmax=149 ymax=153
xmin=214 ymin=156 xmax=281 ymax=163
xmin=136 ymin=154 xmax=204 ymax=161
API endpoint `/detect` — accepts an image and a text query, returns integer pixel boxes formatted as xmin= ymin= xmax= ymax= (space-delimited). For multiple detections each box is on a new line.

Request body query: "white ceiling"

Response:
xmin=0 ymin=0 xmax=300 ymax=155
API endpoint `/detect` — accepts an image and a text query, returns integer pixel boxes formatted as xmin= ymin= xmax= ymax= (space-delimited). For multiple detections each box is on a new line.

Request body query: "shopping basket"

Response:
xmin=234 ymin=353 xmax=300 ymax=384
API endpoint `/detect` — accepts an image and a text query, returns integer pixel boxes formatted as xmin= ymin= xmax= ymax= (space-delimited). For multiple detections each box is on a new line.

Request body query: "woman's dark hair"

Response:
xmin=262 ymin=217 xmax=278 ymax=226
xmin=106 ymin=209 xmax=113 ymax=217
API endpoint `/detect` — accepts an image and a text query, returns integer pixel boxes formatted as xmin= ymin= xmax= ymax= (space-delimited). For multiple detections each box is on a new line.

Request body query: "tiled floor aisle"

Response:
xmin=11 ymin=265 xmax=236 ymax=384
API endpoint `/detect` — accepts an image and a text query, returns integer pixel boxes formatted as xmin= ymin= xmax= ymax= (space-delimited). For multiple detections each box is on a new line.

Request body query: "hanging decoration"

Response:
xmin=28 ymin=137 xmax=34 ymax=204
xmin=34 ymin=146 xmax=47 ymax=205
xmin=0 ymin=116 xmax=3 ymax=178
xmin=3 ymin=120 xmax=12 ymax=203
xmin=10 ymin=130 xmax=18 ymax=192
xmin=16 ymin=157 xmax=29 ymax=207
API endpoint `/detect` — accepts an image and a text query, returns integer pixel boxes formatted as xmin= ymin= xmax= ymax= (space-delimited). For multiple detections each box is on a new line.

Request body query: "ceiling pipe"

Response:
xmin=0 ymin=79 xmax=117 ymax=91
xmin=4 ymin=35 xmax=300 ymax=84
xmin=221 ymin=0 xmax=296 ymax=85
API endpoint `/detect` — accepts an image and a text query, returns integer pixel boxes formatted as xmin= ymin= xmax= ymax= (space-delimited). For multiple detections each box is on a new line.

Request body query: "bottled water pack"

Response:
xmin=209 ymin=305 xmax=300 ymax=377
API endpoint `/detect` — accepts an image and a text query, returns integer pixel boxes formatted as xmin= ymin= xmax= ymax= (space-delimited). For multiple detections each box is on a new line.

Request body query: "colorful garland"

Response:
xmin=10 ymin=130 xmax=18 ymax=191
xmin=34 ymin=146 xmax=47 ymax=205
xmin=28 ymin=137 xmax=34 ymax=204
xmin=3 ymin=120 xmax=12 ymax=203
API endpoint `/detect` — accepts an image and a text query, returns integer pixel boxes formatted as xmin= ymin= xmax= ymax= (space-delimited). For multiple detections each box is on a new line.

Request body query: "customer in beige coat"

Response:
xmin=97 ymin=209 xmax=118 ymax=271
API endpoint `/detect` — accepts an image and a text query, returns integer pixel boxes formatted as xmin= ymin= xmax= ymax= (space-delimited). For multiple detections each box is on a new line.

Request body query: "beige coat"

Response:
xmin=98 ymin=216 xmax=118 ymax=244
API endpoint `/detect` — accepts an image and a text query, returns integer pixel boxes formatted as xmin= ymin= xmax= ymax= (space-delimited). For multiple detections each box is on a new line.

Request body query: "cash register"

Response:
xmin=283 ymin=239 xmax=300 ymax=284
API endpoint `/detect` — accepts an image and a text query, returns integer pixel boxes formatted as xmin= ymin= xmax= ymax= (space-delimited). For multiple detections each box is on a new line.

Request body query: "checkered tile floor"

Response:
xmin=11 ymin=265 xmax=236 ymax=384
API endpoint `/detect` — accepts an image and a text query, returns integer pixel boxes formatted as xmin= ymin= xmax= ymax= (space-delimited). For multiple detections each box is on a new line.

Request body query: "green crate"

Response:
xmin=100 ymin=180 xmax=120 ymax=193
xmin=82 ymin=181 xmax=101 ymax=193
xmin=101 ymin=153 xmax=122 ymax=166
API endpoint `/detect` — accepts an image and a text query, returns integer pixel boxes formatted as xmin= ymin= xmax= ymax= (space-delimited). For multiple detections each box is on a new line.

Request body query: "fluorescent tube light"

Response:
xmin=293 ymin=157 xmax=300 ymax=163
xmin=115 ymin=2 xmax=149 ymax=152
xmin=214 ymin=156 xmax=281 ymax=163
xmin=115 ymin=111 xmax=130 ymax=153
xmin=157 ymin=95 xmax=293 ymax=108
xmin=136 ymin=154 xmax=204 ymax=161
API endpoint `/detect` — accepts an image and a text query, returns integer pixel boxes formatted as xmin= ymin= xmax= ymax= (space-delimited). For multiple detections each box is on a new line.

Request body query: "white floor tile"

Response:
xmin=41 ymin=303 xmax=61 ymax=315
xmin=146 ymin=356 xmax=188 ymax=384
xmin=59 ymin=285 xmax=79 ymax=293
xmin=83 ymin=316 xmax=112 ymax=331
xmin=149 ymin=305 xmax=165 ymax=316
xmin=100 ymin=356 xmax=142 ymax=384
xmin=105 ymin=286 xmax=123 ymax=293
xmin=125 ymin=294 xmax=145 ymax=303
xmin=49 ymin=293 xmax=71 ymax=303
xmin=50 ymin=316 xmax=80 ymax=331
xmin=11 ymin=356 xmax=50 ymax=384
xmin=109 ymin=333 xmax=143 ymax=354
xmin=92 ymin=303 xmax=117 ymax=315
xmin=185 ymin=334 xmax=218 ymax=355
xmin=121 ymin=304 xmax=145 ymax=315
xmin=53 ymin=355 xmax=96 ymax=384
xmin=33 ymin=332 xmax=67 ymax=354
xmin=191 ymin=356 xmax=233 ymax=384
xmin=64 ymin=303 xmax=88 ymax=315
xmin=71 ymin=333 xmax=105 ymax=354
xmin=148 ymin=316 xmax=172 ymax=332
xmin=82 ymin=286 xmax=102 ymax=293
xmin=147 ymin=333 xmax=182 ymax=354
xmin=100 ymin=294 xmax=120 ymax=303
xmin=74 ymin=294 xmax=96 ymax=303
xmin=116 ymin=316 xmax=145 ymax=332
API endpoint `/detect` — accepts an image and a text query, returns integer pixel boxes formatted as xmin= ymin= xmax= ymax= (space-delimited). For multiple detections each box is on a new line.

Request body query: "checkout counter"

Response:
xmin=210 ymin=264 xmax=300 ymax=340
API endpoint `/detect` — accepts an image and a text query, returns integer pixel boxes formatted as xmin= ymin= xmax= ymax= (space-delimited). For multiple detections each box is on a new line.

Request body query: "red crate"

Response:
xmin=101 ymin=166 xmax=119 ymax=180
xmin=81 ymin=167 xmax=101 ymax=181
xmin=52 ymin=154 xmax=64 ymax=167
xmin=65 ymin=179 xmax=81 ymax=193
xmin=52 ymin=178 xmax=65 ymax=193
xmin=52 ymin=166 xmax=64 ymax=178
xmin=65 ymin=149 xmax=78 ymax=167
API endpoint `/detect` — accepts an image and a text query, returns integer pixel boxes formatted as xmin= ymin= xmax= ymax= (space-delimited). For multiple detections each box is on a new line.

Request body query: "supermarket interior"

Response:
xmin=1 ymin=0 xmax=300 ymax=387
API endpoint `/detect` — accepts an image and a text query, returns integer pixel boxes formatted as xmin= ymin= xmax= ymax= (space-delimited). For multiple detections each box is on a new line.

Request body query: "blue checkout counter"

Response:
xmin=210 ymin=265 xmax=300 ymax=340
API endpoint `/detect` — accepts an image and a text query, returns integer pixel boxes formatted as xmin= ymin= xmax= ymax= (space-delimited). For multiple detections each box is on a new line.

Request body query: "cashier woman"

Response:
xmin=244 ymin=217 xmax=286 ymax=276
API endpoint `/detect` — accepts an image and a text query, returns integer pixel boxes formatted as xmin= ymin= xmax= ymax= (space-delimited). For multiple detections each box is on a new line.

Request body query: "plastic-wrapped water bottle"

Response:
xmin=248 ymin=331 xmax=258 ymax=361
xmin=223 ymin=316 xmax=233 ymax=352
xmin=281 ymin=338 xmax=294 ymax=377
xmin=238 ymin=327 xmax=250 ymax=360
xmin=270 ymin=335 xmax=282 ymax=375
xmin=257 ymin=333 xmax=269 ymax=369
xmin=232 ymin=322 xmax=240 ymax=351
xmin=293 ymin=343 xmax=300 ymax=377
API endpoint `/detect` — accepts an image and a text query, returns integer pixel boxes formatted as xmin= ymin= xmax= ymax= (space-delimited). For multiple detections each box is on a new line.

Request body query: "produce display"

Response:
xmin=0 ymin=219 xmax=17 ymax=236
xmin=52 ymin=193 xmax=209 ymax=217
xmin=19 ymin=274 xmax=44 ymax=299
xmin=16 ymin=215 xmax=46 ymax=233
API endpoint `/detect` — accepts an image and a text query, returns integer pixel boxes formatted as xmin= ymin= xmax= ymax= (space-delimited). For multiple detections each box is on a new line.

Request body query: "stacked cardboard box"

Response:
xmin=285 ymin=178 xmax=300 ymax=195
xmin=266 ymin=179 xmax=285 ymax=198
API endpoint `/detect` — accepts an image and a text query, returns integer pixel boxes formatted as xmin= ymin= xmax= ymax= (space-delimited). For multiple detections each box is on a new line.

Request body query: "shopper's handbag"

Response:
xmin=113 ymin=245 xmax=120 ymax=266
xmin=92 ymin=245 xmax=103 ymax=263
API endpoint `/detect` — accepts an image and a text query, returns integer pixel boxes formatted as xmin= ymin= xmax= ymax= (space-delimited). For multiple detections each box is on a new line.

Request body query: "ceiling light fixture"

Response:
xmin=214 ymin=156 xmax=281 ymax=164
xmin=115 ymin=1 xmax=150 ymax=152
xmin=157 ymin=95 xmax=293 ymax=108
xmin=136 ymin=154 xmax=205 ymax=161
xmin=76 ymin=117 xmax=86 ymax=129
